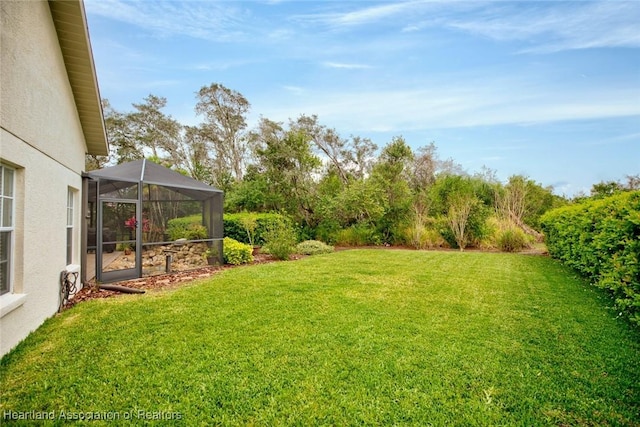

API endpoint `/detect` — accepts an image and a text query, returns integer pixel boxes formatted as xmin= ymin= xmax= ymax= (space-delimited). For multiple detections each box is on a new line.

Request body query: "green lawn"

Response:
xmin=1 ymin=250 xmax=639 ymax=426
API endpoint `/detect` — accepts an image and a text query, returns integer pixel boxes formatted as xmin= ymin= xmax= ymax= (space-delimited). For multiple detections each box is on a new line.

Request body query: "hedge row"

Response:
xmin=166 ymin=215 xmax=208 ymax=240
xmin=224 ymin=212 xmax=292 ymax=246
xmin=540 ymin=191 xmax=640 ymax=326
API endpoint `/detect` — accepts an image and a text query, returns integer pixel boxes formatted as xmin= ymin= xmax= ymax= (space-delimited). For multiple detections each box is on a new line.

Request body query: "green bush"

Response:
xmin=295 ymin=240 xmax=335 ymax=255
xmin=262 ymin=219 xmax=298 ymax=260
xmin=332 ymin=224 xmax=382 ymax=246
xmin=224 ymin=212 xmax=293 ymax=246
xmin=497 ymin=227 xmax=531 ymax=252
xmin=541 ymin=191 xmax=640 ymax=327
xmin=403 ymin=224 xmax=447 ymax=249
xmin=223 ymin=237 xmax=254 ymax=265
xmin=167 ymin=215 xmax=208 ymax=241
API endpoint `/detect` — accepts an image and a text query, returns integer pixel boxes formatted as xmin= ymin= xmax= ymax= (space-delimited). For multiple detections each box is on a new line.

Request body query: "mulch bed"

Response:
xmin=65 ymin=252 xmax=285 ymax=310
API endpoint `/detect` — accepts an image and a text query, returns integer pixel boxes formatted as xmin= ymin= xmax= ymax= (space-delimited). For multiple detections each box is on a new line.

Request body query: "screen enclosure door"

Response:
xmin=97 ymin=200 xmax=140 ymax=282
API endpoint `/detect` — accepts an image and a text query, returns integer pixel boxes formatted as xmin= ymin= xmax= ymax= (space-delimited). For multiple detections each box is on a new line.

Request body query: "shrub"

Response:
xmin=497 ymin=227 xmax=531 ymax=252
xmin=332 ymin=224 xmax=382 ymax=246
xmin=483 ymin=217 xmax=533 ymax=252
xmin=295 ymin=240 xmax=335 ymax=255
xmin=223 ymin=237 xmax=254 ymax=265
xmin=224 ymin=212 xmax=292 ymax=246
xmin=314 ymin=219 xmax=341 ymax=245
xmin=541 ymin=191 xmax=640 ymax=327
xmin=167 ymin=215 xmax=208 ymax=241
xmin=262 ymin=219 xmax=298 ymax=260
xmin=403 ymin=224 xmax=447 ymax=249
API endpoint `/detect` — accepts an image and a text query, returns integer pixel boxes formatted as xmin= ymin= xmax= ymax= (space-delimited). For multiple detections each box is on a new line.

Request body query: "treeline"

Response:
xmin=91 ymin=83 xmax=587 ymax=250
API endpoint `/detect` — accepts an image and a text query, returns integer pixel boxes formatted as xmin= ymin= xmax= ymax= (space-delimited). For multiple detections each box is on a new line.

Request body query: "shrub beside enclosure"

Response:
xmin=166 ymin=215 xmax=208 ymax=240
xmin=224 ymin=212 xmax=293 ymax=246
xmin=223 ymin=237 xmax=254 ymax=265
xmin=541 ymin=191 xmax=640 ymax=326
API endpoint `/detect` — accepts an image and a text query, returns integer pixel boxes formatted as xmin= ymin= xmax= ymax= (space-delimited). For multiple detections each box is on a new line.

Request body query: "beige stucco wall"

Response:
xmin=1 ymin=1 xmax=89 ymax=356
xmin=1 ymin=0 xmax=88 ymax=170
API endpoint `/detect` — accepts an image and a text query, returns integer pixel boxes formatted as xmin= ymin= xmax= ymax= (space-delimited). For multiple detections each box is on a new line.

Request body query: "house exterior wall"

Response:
xmin=1 ymin=1 xmax=90 ymax=356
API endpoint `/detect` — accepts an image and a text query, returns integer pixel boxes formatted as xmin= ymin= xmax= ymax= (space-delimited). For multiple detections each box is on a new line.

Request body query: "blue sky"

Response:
xmin=84 ymin=0 xmax=639 ymax=197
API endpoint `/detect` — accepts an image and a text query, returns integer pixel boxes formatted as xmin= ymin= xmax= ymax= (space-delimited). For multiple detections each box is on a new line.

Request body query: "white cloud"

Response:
xmin=255 ymin=78 xmax=640 ymax=135
xmin=85 ymin=0 xmax=249 ymax=41
xmin=292 ymin=1 xmax=640 ymax=53
xmin=447 ymin=1 xmax=640 ymax=53
xmin=282 ymin=85 xmax=306 ymax=96
xmin=322 ymin=62 xmax=373 ymax=70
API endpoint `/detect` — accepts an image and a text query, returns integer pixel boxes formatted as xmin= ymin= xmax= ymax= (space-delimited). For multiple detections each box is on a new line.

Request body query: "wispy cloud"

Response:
xmin=184 ymin=59 xmax=258 ymax=72
xmin=322 ymin=62 xmax=373 ymax=70
xmin=282 ymin=85 xmax=306 ymax=96
xmin=293 ymin=0 xmax=640 ymax=53
xmin=447 ymin=1 xmax=640 ymax=53
xmin=292 ymin=0 xmax=455 ymax=30
xmin=85 ymin=0 xmax=249 ymax=41
xmin=256 ymin=78 xmax=640 ymax=134
xmin=313 ymin=1 xmax=421 ymax=27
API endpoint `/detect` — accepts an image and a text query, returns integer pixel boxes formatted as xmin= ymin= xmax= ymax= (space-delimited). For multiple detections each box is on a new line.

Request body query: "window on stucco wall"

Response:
xmin=66 ymin=187 xmax=76 ymax=266
xmin=0 ymin=164 xmax=15 ymax=295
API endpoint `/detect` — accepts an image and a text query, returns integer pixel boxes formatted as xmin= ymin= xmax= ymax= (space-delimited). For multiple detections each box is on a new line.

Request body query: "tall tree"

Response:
xmin=181 ymin=125 xmax=213 ymax=184
xmin=252 ymin=118 xmax=321 ymax=226
xmin=102 ymin=99 xmax=142 ymax=165
xmin=195 ymin=83 xmax=250 ymax=183
xmin=130 ymin=94 xmax=182 ymax=161
xmin=496 ymin=175 xmax=559 ymax=232
xmin=346 ymin=135 xmax=378 ymax=180
xmin=447 ymin=192 xmax=477 ymax=251
xmin=292 ymin=115 xmax=350 ymax=184
xmin=370 ymin=136 xmax=415 ymax=242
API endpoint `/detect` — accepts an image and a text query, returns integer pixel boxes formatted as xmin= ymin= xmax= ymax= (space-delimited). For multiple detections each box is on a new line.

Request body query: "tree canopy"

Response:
xmin=94 ymin=83 xmax=586 ymax=248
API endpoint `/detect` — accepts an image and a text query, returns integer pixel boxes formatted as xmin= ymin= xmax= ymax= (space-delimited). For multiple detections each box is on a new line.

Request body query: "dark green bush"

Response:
xmin=167 ymin=215 xmax=207 ymax=240
xmin=223 ymin=237 xmax=254 ymax=265
xmin=224 ymin=212 xmax=293 ymax=246
xmin=541 ymin=191 xmax=640 ymax=327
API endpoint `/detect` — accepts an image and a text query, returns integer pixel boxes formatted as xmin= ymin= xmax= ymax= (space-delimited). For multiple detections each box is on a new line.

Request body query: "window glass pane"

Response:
xmin=3 ymin=168 xmax=14 ymax=197
xmin=67 ymin=227 xmax=73 ymax=265
xmin=0 ymin=231 xmax=9 ymax=295
xmin=0 ymin=261 xmax=7 ymax=295
xmin=2 ymin=198 xmax=12 ymax=228
xmin=67 ymin=190 xmax=74 ymax=226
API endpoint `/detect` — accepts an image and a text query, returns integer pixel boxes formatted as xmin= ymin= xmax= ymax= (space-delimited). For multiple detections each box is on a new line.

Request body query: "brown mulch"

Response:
xmin=65 ymin=252 xmax=285 ymax=310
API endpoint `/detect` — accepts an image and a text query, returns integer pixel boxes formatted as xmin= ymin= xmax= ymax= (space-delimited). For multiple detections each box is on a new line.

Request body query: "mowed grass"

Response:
xmin=1 ymin=250 xmax=639 ymax=426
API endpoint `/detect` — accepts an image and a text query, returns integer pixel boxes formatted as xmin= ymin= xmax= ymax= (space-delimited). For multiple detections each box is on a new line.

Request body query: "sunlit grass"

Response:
xmin=1 ymin=250 xmax=639 ymax=425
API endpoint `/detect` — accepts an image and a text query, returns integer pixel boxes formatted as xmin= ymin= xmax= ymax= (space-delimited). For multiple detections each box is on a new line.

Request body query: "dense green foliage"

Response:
xmin=222 ymin=237 xmax=253 ymax=265
xmin=166 ymin=215 xmax=207 ymax=240
xmin=96 ymin=86 xmax=574 ymax=250
xmin=3 ymin=251 xmax=639 ymax=425
xmin=224 ymin=212 xmax=292 ymax=246
xmin=295 ymin=240 xmax=335 ymax=255
xmin=496 ymin=228 xmax=531 ymax=252
xmin=261 ymin=218 xmax=298 ymax=260
xmin=541 ymin=191 xmax=640 ymax=326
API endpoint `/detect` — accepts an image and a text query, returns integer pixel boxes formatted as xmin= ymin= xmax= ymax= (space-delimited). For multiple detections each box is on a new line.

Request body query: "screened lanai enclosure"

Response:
xmin=82 ymin=159 xmax=223 ymax=283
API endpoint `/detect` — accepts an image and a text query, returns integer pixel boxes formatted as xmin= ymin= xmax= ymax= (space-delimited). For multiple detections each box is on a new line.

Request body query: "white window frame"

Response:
xmin=66 ymin=188 xmax=75 ymax=266
xmin=0 ymin=164 xmax=15 ymax=296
